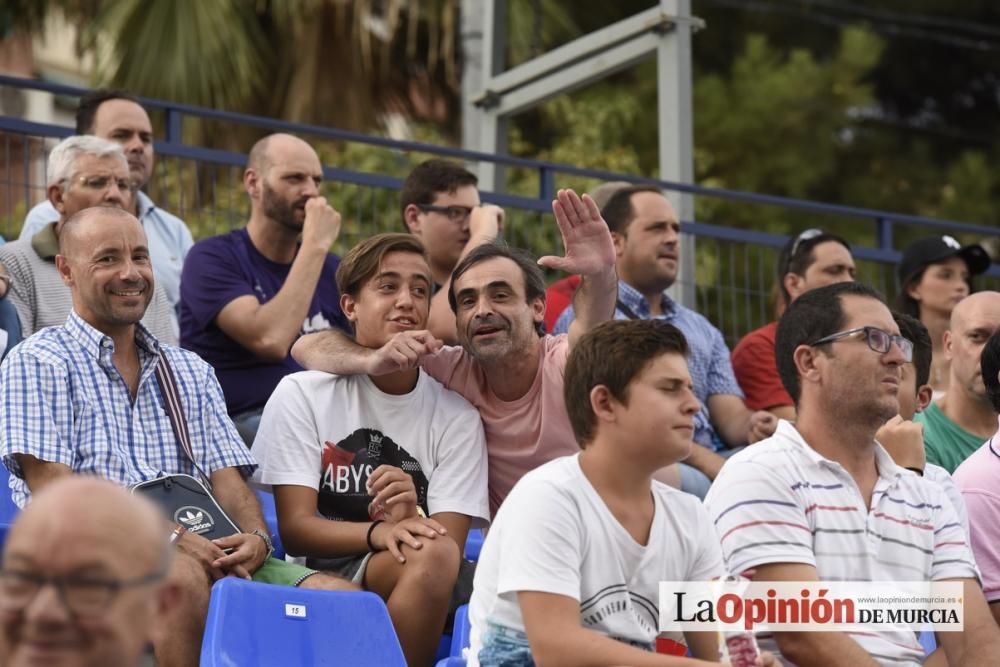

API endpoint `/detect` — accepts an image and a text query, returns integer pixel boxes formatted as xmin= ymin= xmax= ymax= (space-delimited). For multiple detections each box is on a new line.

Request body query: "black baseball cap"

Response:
xmin=897 ymin=235 xmax=991 ymax=286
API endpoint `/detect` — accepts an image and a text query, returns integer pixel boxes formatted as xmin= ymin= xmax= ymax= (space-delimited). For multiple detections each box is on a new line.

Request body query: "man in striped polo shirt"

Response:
xmin=705 ymin=282 xmax=999 ymax=665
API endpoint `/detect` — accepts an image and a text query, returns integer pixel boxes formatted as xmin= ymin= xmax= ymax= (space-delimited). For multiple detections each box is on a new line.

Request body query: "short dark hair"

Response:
xmin=447 ymin=242 xmax=546 ymax=336
xmin=599 ymin=186 xmax=662 ymax=234
xmin=776 ymin=282 xmax=886 ymax=404
xmin=565 ymin=319 xmax=689 ymax=446
xmin=400 ymin=159 xmax=478 ymax=223
xmin=776 ymin=231 xmax=852 ymax=306
xmin=893 ymin=311 xmax=932 ymax=388
xmin=982 ymin=330 xmax=1000 ymax=413
xmin=335 ymin=233 xmax=427 ymax=299
xmin=75 ymin=89 xmax=142 ymax=135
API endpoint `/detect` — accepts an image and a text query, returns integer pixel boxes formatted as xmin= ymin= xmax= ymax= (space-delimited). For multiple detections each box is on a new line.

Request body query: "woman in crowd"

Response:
xmin=895 ymin=235 xmax=990 ymax=396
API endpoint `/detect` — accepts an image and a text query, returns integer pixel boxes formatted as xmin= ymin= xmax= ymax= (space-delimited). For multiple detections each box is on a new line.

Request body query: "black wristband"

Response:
xmin=904 ymin=466 xmax=924 ymax=477
xmin=366 ymin=520 xmax=384 ymax=552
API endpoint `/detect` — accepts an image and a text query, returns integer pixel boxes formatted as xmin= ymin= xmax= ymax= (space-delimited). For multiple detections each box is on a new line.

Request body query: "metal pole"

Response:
xmin=657 ymin=0 xmax=696 ymax=308
xmin=464 ymin=0 xmax=508 ymax=193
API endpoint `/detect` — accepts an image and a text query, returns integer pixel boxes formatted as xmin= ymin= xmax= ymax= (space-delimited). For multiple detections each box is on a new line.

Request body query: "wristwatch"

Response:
xmin=249 ymin=529 xmax=275 ymax=561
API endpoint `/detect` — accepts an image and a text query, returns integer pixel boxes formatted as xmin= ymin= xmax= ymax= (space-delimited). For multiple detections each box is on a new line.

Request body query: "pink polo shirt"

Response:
xmin=421 ymin=335 xmax=579 ymax=516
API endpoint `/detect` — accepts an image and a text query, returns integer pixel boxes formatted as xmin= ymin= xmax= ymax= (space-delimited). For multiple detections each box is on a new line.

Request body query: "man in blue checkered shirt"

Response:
xmin=554 ymin=186 xmax=777 ymax=498
xmin=0 ymin=206 xmax=354 ymax=666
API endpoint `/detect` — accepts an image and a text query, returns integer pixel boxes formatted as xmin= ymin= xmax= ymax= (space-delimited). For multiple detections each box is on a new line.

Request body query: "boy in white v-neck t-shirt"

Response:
xmin=468 ymin=319 xmax=774 ymax=666
xmin=251 ymin=234 xmax=488 ymax=667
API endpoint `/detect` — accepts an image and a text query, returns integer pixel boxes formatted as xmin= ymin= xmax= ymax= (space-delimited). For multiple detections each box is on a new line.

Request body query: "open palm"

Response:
xmin=538 ymin=189 xmax=617 ymax=276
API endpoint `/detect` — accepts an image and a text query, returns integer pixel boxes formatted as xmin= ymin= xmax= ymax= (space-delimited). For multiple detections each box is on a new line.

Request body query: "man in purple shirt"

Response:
xmin=180 ymin=134 xmax=350 ymax=444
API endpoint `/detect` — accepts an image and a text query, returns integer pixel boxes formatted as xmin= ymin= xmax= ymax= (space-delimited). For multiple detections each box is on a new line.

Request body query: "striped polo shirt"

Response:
xmin=705 ymin=420 xmax=978 ymax=665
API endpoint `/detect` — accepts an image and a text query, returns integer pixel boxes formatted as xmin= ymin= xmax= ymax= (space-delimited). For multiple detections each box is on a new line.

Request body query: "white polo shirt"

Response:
xmin=705 ymin=420 xmax=978 ymax=665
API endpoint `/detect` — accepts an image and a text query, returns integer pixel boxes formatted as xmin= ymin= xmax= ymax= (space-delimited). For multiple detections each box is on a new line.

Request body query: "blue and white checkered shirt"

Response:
xmin=0 ymin=311 xmax=255 ymax=507
xmin=554 ymin=281 xmax=744 ymax=450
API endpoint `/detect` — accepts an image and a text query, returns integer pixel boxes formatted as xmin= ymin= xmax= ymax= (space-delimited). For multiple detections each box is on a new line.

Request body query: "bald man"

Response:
xmin=1 ymin=207 xmax=355 ymax=666
xmin=179 ymin=133 xmax=351 ymax=444
xmin=916 ymin=291 xmax=1000 ymax=472
xmin=0 ymin=477 xmax=180 ymax=667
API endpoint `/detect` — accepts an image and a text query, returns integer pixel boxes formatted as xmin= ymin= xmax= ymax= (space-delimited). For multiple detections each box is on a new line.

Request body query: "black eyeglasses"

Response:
xmin=0 ymin=568 xmax=166 ymax=616
xmin=417 ymin=204 xmax=474 ymax=223
xmin=809 ymin=326 xmax=913 ymax=362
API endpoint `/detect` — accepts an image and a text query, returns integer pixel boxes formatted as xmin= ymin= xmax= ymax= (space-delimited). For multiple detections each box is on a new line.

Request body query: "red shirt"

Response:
xmin=730 ymin=321 xmax=793 ymax=411
xmin=543 ymin=275 xmax=581 ymax=333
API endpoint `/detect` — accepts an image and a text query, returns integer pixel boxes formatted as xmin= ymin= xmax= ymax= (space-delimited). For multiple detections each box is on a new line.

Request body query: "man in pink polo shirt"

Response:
xmin=954 ymin=328 xmax=1000 ymax=624
xmin=292 ymin=189 xmax=618 ymax=515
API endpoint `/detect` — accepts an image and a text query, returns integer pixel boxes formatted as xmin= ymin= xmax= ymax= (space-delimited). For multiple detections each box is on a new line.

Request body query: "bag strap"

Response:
xmin=615 ymin=298 xmax=641 ymax=321
xmin=155 ymin=353 xmax=213 ymax=489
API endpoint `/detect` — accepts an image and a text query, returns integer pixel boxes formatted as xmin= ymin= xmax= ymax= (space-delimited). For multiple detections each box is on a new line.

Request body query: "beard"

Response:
xmin=261 ymin=182 xmax=307 ymax=231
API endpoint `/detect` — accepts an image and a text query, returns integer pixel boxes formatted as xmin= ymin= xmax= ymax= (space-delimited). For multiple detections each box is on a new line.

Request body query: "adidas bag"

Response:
xmin=132 ymin=474 xmax=241 ymax=541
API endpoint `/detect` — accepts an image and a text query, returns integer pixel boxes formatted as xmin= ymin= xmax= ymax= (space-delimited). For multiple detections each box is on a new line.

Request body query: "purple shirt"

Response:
xmin=179 ymin=228 xmax=349 ymax=416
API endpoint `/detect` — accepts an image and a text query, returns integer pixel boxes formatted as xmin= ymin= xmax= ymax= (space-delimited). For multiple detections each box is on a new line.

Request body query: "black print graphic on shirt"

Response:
xmin=580 ymin=584 xmax=659 ymax=646
xmin=319 ymin=428 xmax=430 ymax=521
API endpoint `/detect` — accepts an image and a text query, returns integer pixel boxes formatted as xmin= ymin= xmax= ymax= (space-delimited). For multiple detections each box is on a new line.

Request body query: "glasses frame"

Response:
xmin=417 ymin=203 xmax=474 ymax=223
xmin=0 ymin=568 xmax=166 ymax=616
xmin=62 ymin=174 xmax=132 ymax=194
xmin=809 ymin=326 xmax=913 ymax=362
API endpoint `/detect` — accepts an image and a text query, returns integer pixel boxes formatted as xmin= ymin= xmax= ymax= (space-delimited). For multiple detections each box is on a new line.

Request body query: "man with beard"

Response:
xmin=292 ymin=189 xmax=618 ymax=516
xmin=705 ymin=282 xmax=999 ymax=665
xmin=180 ymin=133 xmax=351 ymax=445
xmin=0 ymin=206 xmax=356 ymax=666
xmin=915 ymin=291 xmax=1000 ymax=473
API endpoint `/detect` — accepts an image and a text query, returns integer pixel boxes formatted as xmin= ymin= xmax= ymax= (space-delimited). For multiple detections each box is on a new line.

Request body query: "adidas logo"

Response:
xmin=180 ymin=510 xmax=204 ymax=526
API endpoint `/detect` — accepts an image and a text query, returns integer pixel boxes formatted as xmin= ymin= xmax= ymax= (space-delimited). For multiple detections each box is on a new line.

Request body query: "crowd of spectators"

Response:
xmin=1 ymin=88 xmax=999 ymax=667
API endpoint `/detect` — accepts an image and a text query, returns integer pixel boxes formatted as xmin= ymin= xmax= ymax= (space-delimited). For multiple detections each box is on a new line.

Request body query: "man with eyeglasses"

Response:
xmin=180 ymin=133 xmax=351 ymax=445
xmin=732 ymin=228 xmax=856 ymax=422
xmin=706 ymin=282 xmax=1000 ymax=664
xmin=19 ymin=89 xmax=194 ymax=314
xmin=401 ymin=159 xmax=504 ymax=343
xmin=0 ymin=477 xmax=181 ymax=667
xmin=915 ymin=291 xmax=1000 ymax=473
xmin=0 ymin=135 xmax=176 ymax=342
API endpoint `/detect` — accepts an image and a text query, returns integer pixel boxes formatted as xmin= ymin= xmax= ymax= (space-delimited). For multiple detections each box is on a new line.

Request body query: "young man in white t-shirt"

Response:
xmin=468 ymin=319 xmax=767 ymax=666
xmin=251 ymin=233 xmax=489 ymax=666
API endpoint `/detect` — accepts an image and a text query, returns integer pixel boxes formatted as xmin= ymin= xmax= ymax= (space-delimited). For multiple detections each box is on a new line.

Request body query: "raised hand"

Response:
xmin=302 ymin=196 xmax=342 ymax=251
xmin=538 ymin=189 xmax=616 ymax=276
xmin=875 ymin=415 xmax=926 ymax=471
xmin=469 ymin=204 xmax=505 ymax=240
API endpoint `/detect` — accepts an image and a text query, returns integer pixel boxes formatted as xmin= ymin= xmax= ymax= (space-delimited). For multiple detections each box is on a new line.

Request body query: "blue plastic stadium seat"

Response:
xmin=0 ymin=461 xmax=20 ymax=525
xmin=450 ymin=604 xmax=472 ymax=657
xmin=435 ymin=658 xmax=467 ymax=667
xmin=464 ymin=528 xmax=484 ymax=561
xmin=435 ymin=634 xmax=452 ymax=662
xmin=254 ymin=488 xmax=286 ymax=560
xmin=200 ymin=578 xmax=406 ymax=666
